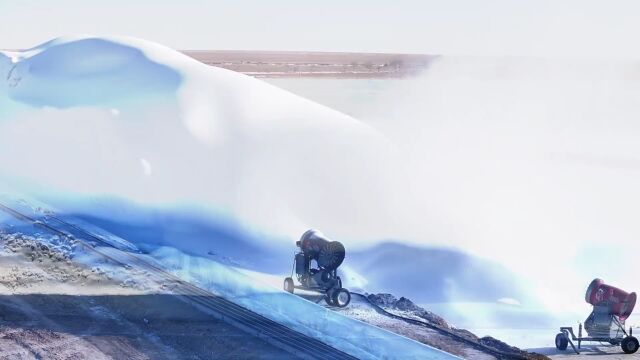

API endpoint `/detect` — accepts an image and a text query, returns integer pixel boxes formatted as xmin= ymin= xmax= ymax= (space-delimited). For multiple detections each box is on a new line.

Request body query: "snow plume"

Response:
xmin=0 ymin=36 xmax=395 ymax=241
xmin=358 ymin=57 xmax=640 ymax=317
xmin=2 ymin=37 xmax=640 ymax=323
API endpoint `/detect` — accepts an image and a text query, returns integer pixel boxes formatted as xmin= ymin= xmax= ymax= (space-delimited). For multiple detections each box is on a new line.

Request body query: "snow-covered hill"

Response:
xmin=0 ymin=37 xmax=463 ymax=359
xmin=0 ymin=36 xmax=394 ymax=245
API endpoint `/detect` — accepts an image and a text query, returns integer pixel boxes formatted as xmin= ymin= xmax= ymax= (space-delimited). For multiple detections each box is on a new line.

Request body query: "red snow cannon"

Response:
xmin=555 ymin=279 xmax=638 ymax=354
xmin=585 ymin=278 xmax=637 ymax=321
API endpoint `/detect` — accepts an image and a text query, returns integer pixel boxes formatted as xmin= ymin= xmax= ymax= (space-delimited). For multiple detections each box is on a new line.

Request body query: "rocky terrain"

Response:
xmin=366 ymin=293 xmax=544 ymax=358
xmin=0 ymin=232 xmax=294 ymax=360
xmin=326 ymin=292 xmax=548 ymax=360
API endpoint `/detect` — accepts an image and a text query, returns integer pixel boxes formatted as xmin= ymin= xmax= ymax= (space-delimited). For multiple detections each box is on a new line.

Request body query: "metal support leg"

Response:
xmin=578 ymin=323 xmax=582 ymax=349
xmin=561 ymin=328 xmax=580 ymax=354
xmin=567 ymin=338 xmax=580 ymax=354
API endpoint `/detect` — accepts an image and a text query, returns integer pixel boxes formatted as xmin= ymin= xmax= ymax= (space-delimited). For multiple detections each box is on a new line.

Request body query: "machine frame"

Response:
xmin=556 ymin=310 xmax=638 ymax=354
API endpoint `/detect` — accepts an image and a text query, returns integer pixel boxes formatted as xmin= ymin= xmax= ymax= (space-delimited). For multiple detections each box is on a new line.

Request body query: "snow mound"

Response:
xmin=0 ymin=36 xmax=391 ymax=243
xmin=4 ymin=38 xmax=182 ymax=107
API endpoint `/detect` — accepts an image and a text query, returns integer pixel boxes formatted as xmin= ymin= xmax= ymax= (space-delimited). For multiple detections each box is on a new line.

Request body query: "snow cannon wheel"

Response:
xmin=325 ymin=294 xmax=335 ymax=306
xmin=621 ymin=336 xmax=639 ymax=354
xmin=284 ymin=277 xmax=294 ymax=293
xmin=332 ymin=288 xmax=351 ymax=308
xmin=555 ymin=333 xmax=568 ymax=351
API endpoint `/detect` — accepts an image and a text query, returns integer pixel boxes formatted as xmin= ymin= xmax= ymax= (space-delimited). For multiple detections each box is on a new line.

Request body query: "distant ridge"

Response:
xmin=181 ymin=50 xmax=436 ymax=78
xmin=0 ymin=47 xmax=435 ymax=78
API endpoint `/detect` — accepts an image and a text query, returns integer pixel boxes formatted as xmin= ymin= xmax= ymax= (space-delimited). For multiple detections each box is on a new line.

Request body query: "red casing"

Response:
xmin=585 ymin=278 xmax=637 ymax=321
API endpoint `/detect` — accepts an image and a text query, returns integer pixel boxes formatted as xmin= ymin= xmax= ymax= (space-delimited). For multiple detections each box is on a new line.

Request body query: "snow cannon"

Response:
xmin=585 ymin=278 xmax=637 ymax=321
xmin=284 ymin=229 xmax=351 ymax=307
xmin=555 ymin=278 xmax=639 ymax=355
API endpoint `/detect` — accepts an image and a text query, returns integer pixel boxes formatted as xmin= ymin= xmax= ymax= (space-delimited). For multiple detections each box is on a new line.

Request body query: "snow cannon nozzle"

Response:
xmin=585 ymin=278 xmax=636 ymax=321
xmin=298 ymin=229 xmax=345 ymax=271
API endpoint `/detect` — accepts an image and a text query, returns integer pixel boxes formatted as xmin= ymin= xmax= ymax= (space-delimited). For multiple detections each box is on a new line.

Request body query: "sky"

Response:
xmin=1 ymin=0 xmax=640 ymax=56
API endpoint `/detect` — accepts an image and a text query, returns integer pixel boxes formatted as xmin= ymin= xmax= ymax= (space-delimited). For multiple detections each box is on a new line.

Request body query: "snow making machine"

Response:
xmin=284 ymin=230 xmax=351 ymax=307
xmin=555 ymin=278 xmax=638 ymax=354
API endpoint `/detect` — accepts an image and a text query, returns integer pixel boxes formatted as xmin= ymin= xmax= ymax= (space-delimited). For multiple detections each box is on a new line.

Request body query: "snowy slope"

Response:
xmin=0 ymin=37 xmax=461 ymax=358
xmin=0 ymin=193 xmax=459 ymax=359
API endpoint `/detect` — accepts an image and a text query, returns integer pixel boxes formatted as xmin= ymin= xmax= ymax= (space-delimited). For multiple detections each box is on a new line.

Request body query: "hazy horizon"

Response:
xmin=3 ymin=0 xmax=640 ymax=58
